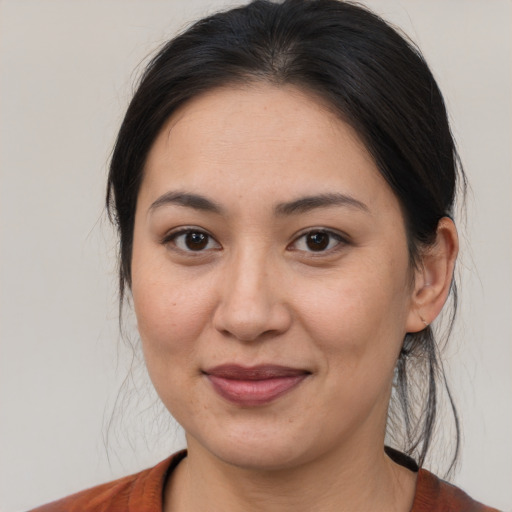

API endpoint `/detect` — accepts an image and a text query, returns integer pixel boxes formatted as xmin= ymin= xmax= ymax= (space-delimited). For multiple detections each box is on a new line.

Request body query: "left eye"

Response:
xmin=291 ymin=230 xmax=346 ymax=253
xmin=165 ymin=229 xmax=221 ymax=252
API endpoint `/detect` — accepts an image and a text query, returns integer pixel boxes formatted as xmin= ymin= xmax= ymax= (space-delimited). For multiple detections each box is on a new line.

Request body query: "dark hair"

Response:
xmin=107 ymin=0 xmax=464 ymax=472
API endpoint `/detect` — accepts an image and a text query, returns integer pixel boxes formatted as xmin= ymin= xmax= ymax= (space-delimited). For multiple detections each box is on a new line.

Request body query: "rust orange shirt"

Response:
xmin=29 ymin=451 xmax=500 ymax=512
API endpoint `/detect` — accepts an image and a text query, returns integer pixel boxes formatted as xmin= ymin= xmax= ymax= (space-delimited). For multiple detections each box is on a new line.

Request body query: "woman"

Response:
xmin=29 ymin=0 xmax=501 ymax=510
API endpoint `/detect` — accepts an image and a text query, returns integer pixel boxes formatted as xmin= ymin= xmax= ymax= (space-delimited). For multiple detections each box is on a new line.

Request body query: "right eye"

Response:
xmin=163 ymin=228 xmax=221 ymax=253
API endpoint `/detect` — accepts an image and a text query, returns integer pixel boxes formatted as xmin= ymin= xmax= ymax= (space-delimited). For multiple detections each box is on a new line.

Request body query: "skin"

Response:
xmin=131 ymin=83 xmax=458 ymax=511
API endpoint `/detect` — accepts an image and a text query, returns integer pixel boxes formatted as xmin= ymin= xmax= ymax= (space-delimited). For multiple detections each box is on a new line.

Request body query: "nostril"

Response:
xmin=212 ymin=266 xmax=292 ymax=341
xmin=212 ymin=301 xmax=292 ymax=343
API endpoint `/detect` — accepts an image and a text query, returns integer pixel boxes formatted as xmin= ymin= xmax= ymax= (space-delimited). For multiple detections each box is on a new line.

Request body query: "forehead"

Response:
xmin=141 ymin=83 xmax=396 ymax=215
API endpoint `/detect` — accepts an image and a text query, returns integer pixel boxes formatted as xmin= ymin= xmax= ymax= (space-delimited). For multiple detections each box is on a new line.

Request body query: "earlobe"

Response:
xmin=406 ymin=217 xmax=459 ymax=333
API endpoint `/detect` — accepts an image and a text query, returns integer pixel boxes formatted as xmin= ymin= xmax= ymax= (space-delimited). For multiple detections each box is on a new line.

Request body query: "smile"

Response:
xmin=203 ymin=365 xmax=310 ymax=407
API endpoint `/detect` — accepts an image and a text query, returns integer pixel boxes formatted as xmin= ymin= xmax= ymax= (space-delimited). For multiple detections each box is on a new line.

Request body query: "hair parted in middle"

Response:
xmin=107 ymin=0 xmax=464 ymax=472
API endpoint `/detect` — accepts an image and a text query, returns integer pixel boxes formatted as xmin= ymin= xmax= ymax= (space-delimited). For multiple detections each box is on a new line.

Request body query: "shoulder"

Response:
xmin=28 ymin=451 xmax=186 ymax=512
xmin=412 ymin=468 xmax=501 ymax=512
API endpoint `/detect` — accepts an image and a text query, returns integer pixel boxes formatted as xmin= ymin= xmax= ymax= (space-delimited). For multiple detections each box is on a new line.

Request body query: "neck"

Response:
xmin=164 ymin=437 xmax=416 ymax=512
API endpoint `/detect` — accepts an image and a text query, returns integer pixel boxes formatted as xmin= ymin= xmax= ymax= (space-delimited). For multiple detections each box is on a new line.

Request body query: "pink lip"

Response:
xmin=204 ymin=365 xmax=310 ymax=406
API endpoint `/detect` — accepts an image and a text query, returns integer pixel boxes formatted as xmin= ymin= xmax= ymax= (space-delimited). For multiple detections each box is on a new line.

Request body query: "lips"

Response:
xmin=203 ymin=364 xmax=310 ymax=406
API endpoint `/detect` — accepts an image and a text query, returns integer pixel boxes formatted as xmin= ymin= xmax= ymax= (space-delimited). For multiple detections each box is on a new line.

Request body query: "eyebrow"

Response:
xmin=275 ymin=193 xmax=370 ymax=216
xmin=148 ymin=190 xmax=369 ymax=216
xmin=149 ymin=191 xmax=224 ymax=214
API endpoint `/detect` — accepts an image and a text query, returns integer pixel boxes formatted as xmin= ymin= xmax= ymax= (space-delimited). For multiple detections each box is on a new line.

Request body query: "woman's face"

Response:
xmin=131 ymin=84 xmax=420 ymax=470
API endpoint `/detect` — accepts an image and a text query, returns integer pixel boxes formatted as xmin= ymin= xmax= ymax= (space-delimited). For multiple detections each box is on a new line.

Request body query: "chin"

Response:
xmin=210 ymin=442 xmax=307 ymax=472
xmin=186 ymin=418 xmax=329 ymax=472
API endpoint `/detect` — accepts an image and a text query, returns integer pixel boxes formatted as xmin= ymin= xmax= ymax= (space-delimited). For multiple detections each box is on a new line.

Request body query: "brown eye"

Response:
xmin=185 ymin=231 xmax=208 ymax=250
xmin=166 ymin=229 xmax=221 ymax=252
xmin=291 ymin=229 xmax=347 ymax=254
xmin=306 ymin=231 xmax=329 ymax=251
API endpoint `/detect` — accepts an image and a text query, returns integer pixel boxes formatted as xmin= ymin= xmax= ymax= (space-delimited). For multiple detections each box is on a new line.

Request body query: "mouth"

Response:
xmin=203 ymin=364 xmax=311 ymax=407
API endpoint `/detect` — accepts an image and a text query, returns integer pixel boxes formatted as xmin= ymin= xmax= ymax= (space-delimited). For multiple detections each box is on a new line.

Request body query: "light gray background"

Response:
xmin=1 ymin=1 xmax=511 ymax=511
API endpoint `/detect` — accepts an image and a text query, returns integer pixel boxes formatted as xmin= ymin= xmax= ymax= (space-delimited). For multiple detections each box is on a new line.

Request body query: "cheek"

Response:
xmin=131 ymin=253 xmax=214 ymax=363
xmin=294 ymin=250 xmax=411 ymax=361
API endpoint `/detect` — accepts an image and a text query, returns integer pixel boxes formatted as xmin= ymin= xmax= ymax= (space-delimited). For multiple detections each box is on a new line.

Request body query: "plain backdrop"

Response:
xmin=0 ymin=1 xmax=511 ymax=511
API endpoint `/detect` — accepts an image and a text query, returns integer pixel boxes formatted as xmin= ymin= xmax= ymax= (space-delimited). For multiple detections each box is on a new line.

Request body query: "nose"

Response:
xmin=212 ymin=251 xmax=292 ymax=342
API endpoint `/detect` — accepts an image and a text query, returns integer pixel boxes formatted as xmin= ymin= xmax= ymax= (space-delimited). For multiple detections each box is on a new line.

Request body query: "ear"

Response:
xmin=406 ymin=217 xmax=459 ymax=333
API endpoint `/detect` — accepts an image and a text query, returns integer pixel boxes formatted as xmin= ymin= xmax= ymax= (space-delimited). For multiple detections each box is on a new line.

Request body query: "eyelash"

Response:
xmin=161 ymin=228 xmax=221 ymax=254
xmin=288 ymin=229 xmax=349 ymax=254
xmin=161 ymin=227 xmax=349 ymax=255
